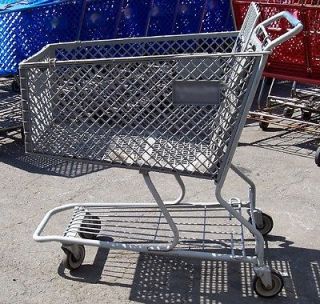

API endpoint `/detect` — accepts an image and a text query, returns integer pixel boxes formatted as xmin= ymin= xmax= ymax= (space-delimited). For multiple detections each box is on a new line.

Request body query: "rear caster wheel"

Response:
xmin=249 ymin=212 xmax=274 ymax=236
xmin=301 ymin=110 xmax=312 ymax=121
xmin=315 ymin=147 xmax=320 ymax=167
xmin=78 ymin=214 xmax=101 ymax=240
xmin=283 ymin=107 xmax=294 ymax=118
xmin=11 ymin=80 xmax=20 ymax=93
xmin=259 ymin=121 xmax=269 ymax=131
xmin=253 ymin=270 xmax=284 ymax=298
xmin=62 ymin=245 xmax=85 ymax=270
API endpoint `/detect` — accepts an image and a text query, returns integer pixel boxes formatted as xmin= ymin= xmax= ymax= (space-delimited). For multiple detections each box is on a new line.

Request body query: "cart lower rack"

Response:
xmin=21 ymin=3 xmax=302 ymax=298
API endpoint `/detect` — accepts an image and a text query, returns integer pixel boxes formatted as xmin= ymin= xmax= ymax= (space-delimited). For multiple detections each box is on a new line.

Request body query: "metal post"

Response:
xmin=142 ymin=171 xmax=180 ymax=251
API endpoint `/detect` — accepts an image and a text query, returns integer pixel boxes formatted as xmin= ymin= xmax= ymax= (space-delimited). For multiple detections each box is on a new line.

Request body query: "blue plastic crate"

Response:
xmin=80 ymin=0 xmax=122 ymax=40
xmin=147 ymin=0 xmax=177 ymax=36
xmin=116 ymin=0 xmax=152 ymax=38
xmin=201 ymin=0 xmax=234 ymax=32
xmin=0 ymin=0 xmax=235 ymax=76
xmin=0 ymin=0 xmax=84 ymax=76
xmin=173 ymin=0 xmax=207 ymax=34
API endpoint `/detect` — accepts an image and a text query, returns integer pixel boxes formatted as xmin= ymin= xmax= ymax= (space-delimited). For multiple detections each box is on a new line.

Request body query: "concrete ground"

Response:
xmin=0 ymin=121 xmax=320 ymax=304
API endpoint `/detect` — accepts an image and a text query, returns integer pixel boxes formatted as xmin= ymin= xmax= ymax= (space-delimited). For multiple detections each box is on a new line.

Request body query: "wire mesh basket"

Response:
xmin=21 ymin=31 xmax=262 ymax=182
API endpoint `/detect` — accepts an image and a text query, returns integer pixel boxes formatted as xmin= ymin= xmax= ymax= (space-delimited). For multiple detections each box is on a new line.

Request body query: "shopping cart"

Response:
xmin=233 ymin=0 xmax=320 ymax=165
xmin=22 ymin=3 xmax=302 ymax=297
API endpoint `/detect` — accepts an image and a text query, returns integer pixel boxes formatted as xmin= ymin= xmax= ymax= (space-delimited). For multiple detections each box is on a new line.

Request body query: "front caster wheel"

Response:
xmin=11 ymin=80 xmax=20 ymax=93
xmin=63 ymin=245 xmax=85 ymax=270
xmin=253 ymin=270 xmax=284 ymax=298
xmin=249 ymin=212 xmax=274 ymax=236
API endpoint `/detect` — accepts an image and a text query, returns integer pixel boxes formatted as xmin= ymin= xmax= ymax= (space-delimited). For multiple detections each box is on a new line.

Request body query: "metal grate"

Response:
xmin=64 ymin=202 xmax=247 ymax=256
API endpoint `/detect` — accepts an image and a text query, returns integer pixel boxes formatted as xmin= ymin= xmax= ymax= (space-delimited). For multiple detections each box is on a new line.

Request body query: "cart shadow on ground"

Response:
xmin=242 ymin=80 xmax=320 ymax=161
xmin=57 ymin=235 xmax=320 ymax=304
xmin=0 ymin=130 xmax=109 ymax=177
xmin=241 ymin=122 xmax=320 ymax=161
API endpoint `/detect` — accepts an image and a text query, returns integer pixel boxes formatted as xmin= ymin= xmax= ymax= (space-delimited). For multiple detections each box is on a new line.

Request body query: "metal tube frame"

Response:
xmin=142 ymin=171 xmax=180 ymax=251
xmin=33 ymin=162 xmax=272 ymax=286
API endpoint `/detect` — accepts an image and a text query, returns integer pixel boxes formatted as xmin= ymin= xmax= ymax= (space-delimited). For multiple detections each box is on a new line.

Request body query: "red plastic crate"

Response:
xmin=233 ymin=0 xmax=320 ymax=85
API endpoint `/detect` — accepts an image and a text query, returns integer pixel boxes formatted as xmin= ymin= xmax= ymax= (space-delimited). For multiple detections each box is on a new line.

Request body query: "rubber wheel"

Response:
xmin=315 ymin=147 xmax=320 ymax=167
xmin=249 ymin=212 xmax=274 ymax=236
xmin=259 ymin=121 xmax=269 ymax=131
xmin=301 ymin=110 xmax=311 ymax=121
xmin=78 ymin=215 xmax=101 ymax=240
xmin=253 ymin=270 xmax=284 ymax=298
xmin=21 ymin=127 xmax=25 ymax=140
xmin=63 ymin=245 xmax=85 ymax=270
xmin=283 ymin=107 xmax=294 ymax=118
xmin=11 ymin=80 xmax=20 ymax=93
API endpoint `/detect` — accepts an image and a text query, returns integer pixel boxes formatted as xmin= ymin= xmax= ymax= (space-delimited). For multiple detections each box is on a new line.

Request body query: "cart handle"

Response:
xmin=255 ymin=11 xmax=303 ymax=52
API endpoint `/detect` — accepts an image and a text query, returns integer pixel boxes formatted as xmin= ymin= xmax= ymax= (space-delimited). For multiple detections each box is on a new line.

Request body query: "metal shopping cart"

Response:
xmin=22 ymin=3 xmax=302 ymax=297
xmin=233 ymin=0 xmax=320 ymax=165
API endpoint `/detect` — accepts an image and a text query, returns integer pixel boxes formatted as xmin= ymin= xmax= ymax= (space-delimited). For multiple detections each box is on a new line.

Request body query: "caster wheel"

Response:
xmin=301 ymin=110 xmax=311 ymax=121
xmin=283 ymin=107 xmax=294 ymax=118
xmin=11 ymin=80 xmax=20 ymax=93
xmin=63 ymin=245 xmax=85 ymax=270
xmin=78 ymin=214 xmax=101 ymax=240
xmin=259 ymin=121 xmax=269 ymax=131
xmin=253 ymin=270 xmax=284 ymax=298
xmin=249 ymin=212 xmax=274 ymax=236
xmin=21 ymin=127 xmax=25 ymax=140
xmin=315 ymin=147 xmax=320 ymax=167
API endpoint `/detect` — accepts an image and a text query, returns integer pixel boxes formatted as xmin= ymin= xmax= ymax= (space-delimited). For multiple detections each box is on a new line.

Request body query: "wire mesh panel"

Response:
xmin=21 ymin=31 xmax=265 ymax=182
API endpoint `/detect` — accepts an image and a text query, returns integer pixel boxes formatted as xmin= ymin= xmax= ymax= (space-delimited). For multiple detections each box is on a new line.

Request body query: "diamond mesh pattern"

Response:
xmin=0 ymin=11 xmax=21 ymax=75
xmin=0 ymin=0 xmax=83 ymax=76
xmin=0 ymin=0 xmax=235 ymax=76
xmin=54 ymin=34 xmax=238 ymax=62
xmin=22 ymin=31 xmax=263 ymax=181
